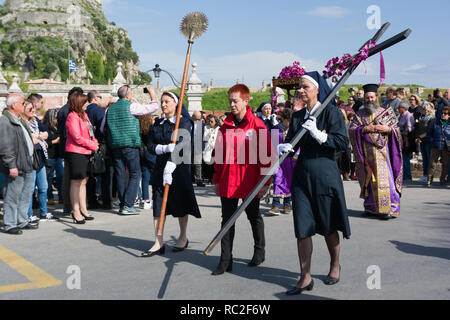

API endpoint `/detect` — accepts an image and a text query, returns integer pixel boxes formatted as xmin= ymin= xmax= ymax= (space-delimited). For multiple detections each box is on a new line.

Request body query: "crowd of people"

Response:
xmin=0 ymin=75 xmax=449 ymax=295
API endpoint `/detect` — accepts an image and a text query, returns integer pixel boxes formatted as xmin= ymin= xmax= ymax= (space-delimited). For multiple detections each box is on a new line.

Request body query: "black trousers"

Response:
xmin=86 ymin=157 xmax=114 ymax=208
xmin=101 ymin=157 xmax=114 ymax=208
xmin=219 ymin=197 xmax=265 ymax=263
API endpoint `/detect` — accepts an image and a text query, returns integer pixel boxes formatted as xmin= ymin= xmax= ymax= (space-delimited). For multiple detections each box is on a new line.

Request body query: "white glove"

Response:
xmin=270 ymin=114 xmax=279 ymax=126
xmin=302 ymin=116 xmax=328 ymax=145
xmin=163 ymin=161 xmax=176 ymax=186
xmin=163 ymin=173 xmax=173 ymax=186
xmin=277 ymin=143 xmax=294 ymax=156
xmin=163 ymin=161 xmax=176 ymax=175
xmin=155 ymin=143 xmax=176 ymax=155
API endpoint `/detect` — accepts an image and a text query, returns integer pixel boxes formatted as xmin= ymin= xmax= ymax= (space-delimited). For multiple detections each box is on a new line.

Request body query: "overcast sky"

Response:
xmin=2 ymin=0 xmax=450 ymax=88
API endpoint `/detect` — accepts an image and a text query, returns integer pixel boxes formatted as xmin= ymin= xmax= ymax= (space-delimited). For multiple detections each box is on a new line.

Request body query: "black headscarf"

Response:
xmin=301 ymin=71 xmax=337 ymax=108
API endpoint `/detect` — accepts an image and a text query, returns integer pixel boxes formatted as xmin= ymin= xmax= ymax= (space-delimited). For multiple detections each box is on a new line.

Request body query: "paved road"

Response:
xmin=0 ymin=180 xmax=449 ymax=300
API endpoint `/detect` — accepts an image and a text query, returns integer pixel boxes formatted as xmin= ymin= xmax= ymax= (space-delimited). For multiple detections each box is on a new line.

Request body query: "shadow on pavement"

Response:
xmin=62 ymin=226 xmax=332 ymax=299
xmin=63 ymin=226 xmax=153 ymax=257
xmin=389 ymin=240 xmax=450 ymax=261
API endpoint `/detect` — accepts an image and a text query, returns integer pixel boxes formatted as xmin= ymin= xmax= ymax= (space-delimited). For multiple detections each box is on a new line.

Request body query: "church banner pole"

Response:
xmin=157 ymin=12 xmax=208 ymax=236
xmin=203 ymin=23 xmax=412 ymax=255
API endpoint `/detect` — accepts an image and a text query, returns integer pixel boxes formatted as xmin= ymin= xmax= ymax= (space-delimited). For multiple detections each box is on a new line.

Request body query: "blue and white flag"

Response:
xmin=69 ymin=60 xmax=77 ymax=72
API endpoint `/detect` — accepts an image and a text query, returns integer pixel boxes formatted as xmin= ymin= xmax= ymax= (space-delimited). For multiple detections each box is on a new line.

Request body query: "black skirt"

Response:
xmin=66 ymin=152 xmax=90 ymax=180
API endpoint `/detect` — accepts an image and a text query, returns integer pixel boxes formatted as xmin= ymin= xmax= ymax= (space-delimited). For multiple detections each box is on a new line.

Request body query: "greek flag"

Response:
xmin=69 ymin=60 xmax=77 ymax=72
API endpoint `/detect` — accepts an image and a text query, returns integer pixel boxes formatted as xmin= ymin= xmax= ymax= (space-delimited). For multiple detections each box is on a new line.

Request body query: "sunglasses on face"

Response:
xmin=442 ymin=112 xmax=449 ymax=115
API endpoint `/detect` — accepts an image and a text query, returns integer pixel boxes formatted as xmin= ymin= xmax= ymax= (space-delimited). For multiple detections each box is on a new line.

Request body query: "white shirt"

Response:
xmin=159 ymin=115 xmax=177 ymax=125
xmin=304 ymin=102 xmax=322 ymax=119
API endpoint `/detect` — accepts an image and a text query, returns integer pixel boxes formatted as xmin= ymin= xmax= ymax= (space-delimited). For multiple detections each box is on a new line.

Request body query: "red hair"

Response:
xmin=69 ymin=92 xmax=89 ymax=121
xmin=228 ymin=84 xmax=250 ymax=101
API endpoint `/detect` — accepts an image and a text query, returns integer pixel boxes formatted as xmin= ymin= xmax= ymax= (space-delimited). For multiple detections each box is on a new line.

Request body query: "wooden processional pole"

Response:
xmin=157 ymin=12 xmax=208 ymax=236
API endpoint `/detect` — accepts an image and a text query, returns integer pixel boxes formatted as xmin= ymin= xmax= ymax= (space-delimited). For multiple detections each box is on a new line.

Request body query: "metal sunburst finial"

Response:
xmin=180 ymin=12 xmax=208 ymax=42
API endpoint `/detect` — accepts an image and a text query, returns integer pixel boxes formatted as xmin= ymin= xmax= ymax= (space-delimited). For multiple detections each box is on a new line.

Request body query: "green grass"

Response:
xmin=195 ymin=84 xmax=441 ymax=111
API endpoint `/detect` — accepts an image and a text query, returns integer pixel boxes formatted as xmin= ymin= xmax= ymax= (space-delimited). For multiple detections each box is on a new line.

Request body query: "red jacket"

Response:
xmin=65 ymin=111 xmax=98 ymax=155
xmin=213 ymin=106 xmax=273 ymax=199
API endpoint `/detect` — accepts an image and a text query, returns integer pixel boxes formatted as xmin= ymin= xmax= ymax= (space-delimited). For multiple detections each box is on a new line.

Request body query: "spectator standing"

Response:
xmin=85 ymin=90 xmax=107 ymax=209
xmin=138 ymin=114 xmax=157 ymax=210
xmin=414 ymin=102 xmax=435 ymax=183
xmin=380 ymin=93 xmax=387 ymax=105
xmin=346 ymin=112 xmax=357 ymax=180
xmin=65 ymin=93 xmax=98 ymax=224
xmin=0 ymin=94 xmax=38 ymax=234
xmin=398 ymin=102 xmax=415 ymax=180
xmin=192 ymin=110 xmax=205 ymax=187
xmin=426 ymin=106 xmax=450 ymax=187
xmin=335 ymin=109 xmax=352 ymax=181
xmin=105 ymin=85 xmax=159 ymax=214
xmin=395 ymin=88 xmax=408 ymax=103
xmin=22 ymin=97 xmax=57 ymax=222
xmin=203 ymin=115 xmax=220 ymax=184
xmin=98 ymin=95 xmax=117 ymax=209
xmin=352 ymin=88 xmax=365 ymax=113
xmin=408 ymin=94 xmax=424 ymax=120
xmin=43 ymin=108 xmax=63 ymax=206
xmin=433 ymin=89 xmax=450 ymax=119
xmin=383 ymin=87 xmax=402 ymax=117
xmin=57 ymin=87 xmax=84 ymax=215
xmin=347 ymin=96 xmax=355 ymax=110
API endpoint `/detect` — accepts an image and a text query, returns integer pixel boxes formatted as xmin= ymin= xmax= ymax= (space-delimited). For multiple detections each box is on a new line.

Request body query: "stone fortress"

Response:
xmin=0 ymin=0 xmax=139 ymax=83
xmin=1 ymin=0 xmax=105 ymax=52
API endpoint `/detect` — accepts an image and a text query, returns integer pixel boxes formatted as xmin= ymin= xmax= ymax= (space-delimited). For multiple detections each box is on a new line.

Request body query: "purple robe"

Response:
xmin=273 ymin=124 xmax=296 ymax=197
xmin=349 ymin=107 xmax=403 ymax=216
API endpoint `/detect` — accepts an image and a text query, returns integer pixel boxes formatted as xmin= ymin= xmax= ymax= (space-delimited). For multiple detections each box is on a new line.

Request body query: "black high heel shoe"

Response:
xmin=141 ymin=245 xmax=166 ymax=257
xmin=325 ymin=265 xmax=341 ymax=285
xmin=71 ymin=213 xmax=86 ymax=224
xmin=172 ymin=239 xmax=189 ymax=252
xmin=80 ymin=211 xmax=94 ymax=221
xmin=285 ymin=279 xmax=314 ymax=295
xmin=211 ymin=260 xmax=233 ymax=276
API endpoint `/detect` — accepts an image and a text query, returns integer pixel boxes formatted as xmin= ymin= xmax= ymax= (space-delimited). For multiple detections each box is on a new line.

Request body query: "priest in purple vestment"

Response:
xmin=349 ymin=84 xmax=403 ymax=220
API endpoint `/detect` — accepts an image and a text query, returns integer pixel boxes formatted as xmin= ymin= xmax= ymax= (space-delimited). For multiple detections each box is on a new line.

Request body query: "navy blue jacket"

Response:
xmin=57 ymin=104 xmax=69 ymax=157
xmin=86 ymin=103 xmax=106 ymax=143
xmin=427 ymin=119 xmax=450 ymax=150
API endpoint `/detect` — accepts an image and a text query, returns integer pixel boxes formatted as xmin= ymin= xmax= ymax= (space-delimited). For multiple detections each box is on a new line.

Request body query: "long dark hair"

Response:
xmin=43 ymin=108 xmax=59 ymax=131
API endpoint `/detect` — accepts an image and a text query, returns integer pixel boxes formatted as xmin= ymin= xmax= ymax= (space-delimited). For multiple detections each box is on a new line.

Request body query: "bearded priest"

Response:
xmin=348 ymin=84 xmax=403 ymax=220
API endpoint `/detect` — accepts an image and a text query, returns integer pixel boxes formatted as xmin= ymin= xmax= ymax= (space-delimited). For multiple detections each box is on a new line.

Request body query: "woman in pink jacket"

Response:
xmin=65 ymin=92 xmax=98 ymax=224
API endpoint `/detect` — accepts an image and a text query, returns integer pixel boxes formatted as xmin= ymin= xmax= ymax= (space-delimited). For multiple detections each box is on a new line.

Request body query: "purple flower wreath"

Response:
xmin=278 ymin=61 xmax=307 ymax=79
xmin=322 ymin=41 xmax=376 ymax=79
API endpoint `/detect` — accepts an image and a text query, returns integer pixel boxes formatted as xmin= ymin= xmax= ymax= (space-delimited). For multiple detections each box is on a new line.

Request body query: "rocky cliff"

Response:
xmin=0 ymin=0 xmax=150 ymax=84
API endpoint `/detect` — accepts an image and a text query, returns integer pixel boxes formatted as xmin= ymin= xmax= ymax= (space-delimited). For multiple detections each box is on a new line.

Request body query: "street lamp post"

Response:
xmin=146 ymin=64 xmax=182 ymax=89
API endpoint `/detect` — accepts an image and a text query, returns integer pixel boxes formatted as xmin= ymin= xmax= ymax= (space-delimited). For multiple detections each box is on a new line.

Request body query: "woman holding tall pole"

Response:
xmin=141 ymin=92 xmax=201 ymax=257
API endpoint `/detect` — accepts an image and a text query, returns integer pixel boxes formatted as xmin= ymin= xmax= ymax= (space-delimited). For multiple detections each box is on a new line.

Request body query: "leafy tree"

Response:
xmin=85 ymin=50 xmax=105 ymax=81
